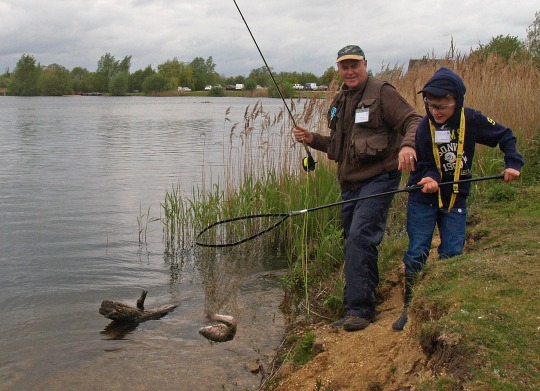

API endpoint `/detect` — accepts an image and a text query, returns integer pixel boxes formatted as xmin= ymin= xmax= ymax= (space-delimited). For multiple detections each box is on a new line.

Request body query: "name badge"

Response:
xmin=435 ymin=130 xmax=451 ymax=143
xmin=355 ymin=108 xmax=369 ymax=123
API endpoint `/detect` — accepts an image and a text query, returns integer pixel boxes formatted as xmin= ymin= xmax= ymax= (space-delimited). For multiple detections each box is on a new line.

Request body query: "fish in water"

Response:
xmin=198 ymin=313 xmax=237 ymax=343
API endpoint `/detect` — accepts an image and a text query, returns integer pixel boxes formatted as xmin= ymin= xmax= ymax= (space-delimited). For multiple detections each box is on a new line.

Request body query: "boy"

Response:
xmin=392 ymin=67 xmax=524 ymax=331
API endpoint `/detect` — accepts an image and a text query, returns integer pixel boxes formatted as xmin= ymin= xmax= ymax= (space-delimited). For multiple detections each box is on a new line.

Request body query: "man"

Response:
xmin=292 ymin=45 xmax=421 ymax=331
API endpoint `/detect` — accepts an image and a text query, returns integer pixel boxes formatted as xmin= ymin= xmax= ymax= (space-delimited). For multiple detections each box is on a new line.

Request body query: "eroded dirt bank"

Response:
xmin=274 ymin=283 xmax=433 ymax=390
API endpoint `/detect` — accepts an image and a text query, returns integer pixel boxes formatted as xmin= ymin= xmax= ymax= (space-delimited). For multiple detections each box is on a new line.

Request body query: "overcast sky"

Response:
xmin=1 ymin=0 xmax=537 ymax=77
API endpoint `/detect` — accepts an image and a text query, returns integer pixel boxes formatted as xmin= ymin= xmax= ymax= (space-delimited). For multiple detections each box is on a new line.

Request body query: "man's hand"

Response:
xmin=398 ymin=146 xmax=416 ymax=173
xmin=292 ymin=125 xmax=313 ymax=144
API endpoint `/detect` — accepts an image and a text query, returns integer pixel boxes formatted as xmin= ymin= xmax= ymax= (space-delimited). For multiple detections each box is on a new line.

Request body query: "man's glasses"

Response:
xmin=424 ymin=97 xmax=455 ymax=111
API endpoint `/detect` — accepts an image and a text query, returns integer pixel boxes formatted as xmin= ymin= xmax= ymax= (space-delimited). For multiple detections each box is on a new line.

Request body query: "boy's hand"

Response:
xmin=503 ymin=168 xmax=520 ymax=182
xmin=418 ymin=177 xmax=439 ymax=193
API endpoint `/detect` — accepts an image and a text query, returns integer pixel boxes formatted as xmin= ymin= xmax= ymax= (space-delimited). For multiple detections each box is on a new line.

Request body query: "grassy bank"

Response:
xmin=147 ymin=87 xmax=330 ymax=99
xmin=411 ymin=183 xmax=540 ymax=389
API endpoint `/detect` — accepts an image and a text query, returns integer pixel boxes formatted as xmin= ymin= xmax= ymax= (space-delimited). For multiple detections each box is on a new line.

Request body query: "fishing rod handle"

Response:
xmin=432 ymin=173 xmax=504 ymax=187
xmin=403 ymin=173 xmax=504 ymax=192
xmin=303 ymin=174 xmax=504 ymax=214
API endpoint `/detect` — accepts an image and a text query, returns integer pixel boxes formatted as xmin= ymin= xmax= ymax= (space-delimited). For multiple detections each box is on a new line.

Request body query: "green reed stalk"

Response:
xmin=137 ymin=205 xmax=160 ymax=246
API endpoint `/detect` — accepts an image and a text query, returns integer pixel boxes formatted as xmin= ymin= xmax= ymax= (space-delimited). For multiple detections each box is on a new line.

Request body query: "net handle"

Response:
xmin=195 ymin=174 xmax=503 ymax=247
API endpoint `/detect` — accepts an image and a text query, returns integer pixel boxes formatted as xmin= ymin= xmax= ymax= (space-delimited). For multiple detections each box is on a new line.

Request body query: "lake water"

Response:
xmin=0 ymin=96 xmax=294 ymax=390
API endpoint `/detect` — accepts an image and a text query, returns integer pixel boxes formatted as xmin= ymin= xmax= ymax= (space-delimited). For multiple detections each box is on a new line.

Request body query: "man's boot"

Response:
xmin=392 ymin=272 xmax=415 ymax=331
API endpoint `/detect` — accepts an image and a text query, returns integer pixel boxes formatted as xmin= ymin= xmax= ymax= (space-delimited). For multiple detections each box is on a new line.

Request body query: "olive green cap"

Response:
xmin=336 ymin=45 xmax=365 ymax=62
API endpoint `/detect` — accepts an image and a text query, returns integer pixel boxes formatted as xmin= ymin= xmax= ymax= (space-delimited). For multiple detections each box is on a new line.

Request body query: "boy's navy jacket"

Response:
xmin=408 ymin=67 xmax=525 ymax=209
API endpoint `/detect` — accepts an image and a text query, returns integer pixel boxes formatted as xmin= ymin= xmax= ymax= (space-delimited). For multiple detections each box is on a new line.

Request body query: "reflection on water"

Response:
xmin=101 ymin=320 xmax=140 ymax=340
xmin=0 ymin=96 xmax=293 ymax=390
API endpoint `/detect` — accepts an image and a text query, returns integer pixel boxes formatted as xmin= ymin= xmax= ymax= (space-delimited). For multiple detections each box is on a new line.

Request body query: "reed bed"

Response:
xmin=161 ymin=89 xmax=338 ymax=255
xmin=160 ymin=52 xmax=539 ymax=319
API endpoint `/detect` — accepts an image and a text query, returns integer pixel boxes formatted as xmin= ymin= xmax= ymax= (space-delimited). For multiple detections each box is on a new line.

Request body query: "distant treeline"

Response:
xmin=2 ymin=20 xmax=539 ymax=97
xmin=0 ymin=52 xmax=338 ymax=97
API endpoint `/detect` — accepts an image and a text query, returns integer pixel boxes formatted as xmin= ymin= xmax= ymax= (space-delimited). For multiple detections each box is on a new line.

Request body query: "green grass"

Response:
xmin=411 ymin=185 xmax=540 ymax=390
xmin=289 ymin=330 xmax=317 ymax=365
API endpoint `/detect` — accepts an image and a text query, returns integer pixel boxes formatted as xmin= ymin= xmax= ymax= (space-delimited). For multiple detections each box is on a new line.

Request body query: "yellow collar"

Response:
xmin=429 ymin=108 xmax=466 ymax=211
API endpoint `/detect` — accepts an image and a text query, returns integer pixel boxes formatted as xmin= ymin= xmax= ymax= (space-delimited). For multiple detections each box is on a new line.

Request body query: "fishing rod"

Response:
xmin=232 ymin=0 xmax=316 ymax=172
xmin=196 ymin=174 xmax=504 ymax=248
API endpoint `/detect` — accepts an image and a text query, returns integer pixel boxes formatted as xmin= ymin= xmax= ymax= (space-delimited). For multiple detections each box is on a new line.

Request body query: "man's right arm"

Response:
xmin=308 ymin=132 xmax=332 ymax=153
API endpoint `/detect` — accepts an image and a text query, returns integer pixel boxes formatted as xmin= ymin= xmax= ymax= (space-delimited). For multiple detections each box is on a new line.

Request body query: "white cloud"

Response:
xmin=0 ymin=0 xmax=537 ymax=76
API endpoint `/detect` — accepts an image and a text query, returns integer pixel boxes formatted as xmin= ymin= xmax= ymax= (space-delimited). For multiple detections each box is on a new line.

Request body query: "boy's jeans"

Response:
xmin=403 ymin=201 xmax=467 ymax=274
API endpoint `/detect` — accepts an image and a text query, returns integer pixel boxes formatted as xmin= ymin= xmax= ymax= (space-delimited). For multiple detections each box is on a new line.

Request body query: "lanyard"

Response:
xmin=429 ymin=108 xmax=466 ymax=211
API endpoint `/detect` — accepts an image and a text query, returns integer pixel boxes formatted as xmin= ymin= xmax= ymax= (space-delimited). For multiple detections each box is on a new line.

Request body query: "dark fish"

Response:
xmin=198 ymin=314 xmax=237 ymax=343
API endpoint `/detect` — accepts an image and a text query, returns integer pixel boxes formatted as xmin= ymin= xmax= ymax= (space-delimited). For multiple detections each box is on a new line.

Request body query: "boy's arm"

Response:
xmin=472 ymin=111 xmax=525 ymax=171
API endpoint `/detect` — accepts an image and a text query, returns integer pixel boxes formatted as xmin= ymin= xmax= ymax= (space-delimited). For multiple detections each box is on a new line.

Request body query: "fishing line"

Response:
xmin=232 ymin=0 xmax=316 ymax=171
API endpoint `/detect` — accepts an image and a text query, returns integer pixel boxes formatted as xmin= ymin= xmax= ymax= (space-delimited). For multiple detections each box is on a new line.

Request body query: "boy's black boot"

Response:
xmin=392 ymin=272 xmax=414 ymax=331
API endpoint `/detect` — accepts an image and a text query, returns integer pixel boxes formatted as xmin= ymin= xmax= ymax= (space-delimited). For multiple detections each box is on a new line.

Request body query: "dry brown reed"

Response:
xmin=390 ymin=53 xmax=540 ymax=138
xmin=220 ymin=95 xmax=333 ymax=200
xmin=383 ymin=47 xmax=539 ymax=178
